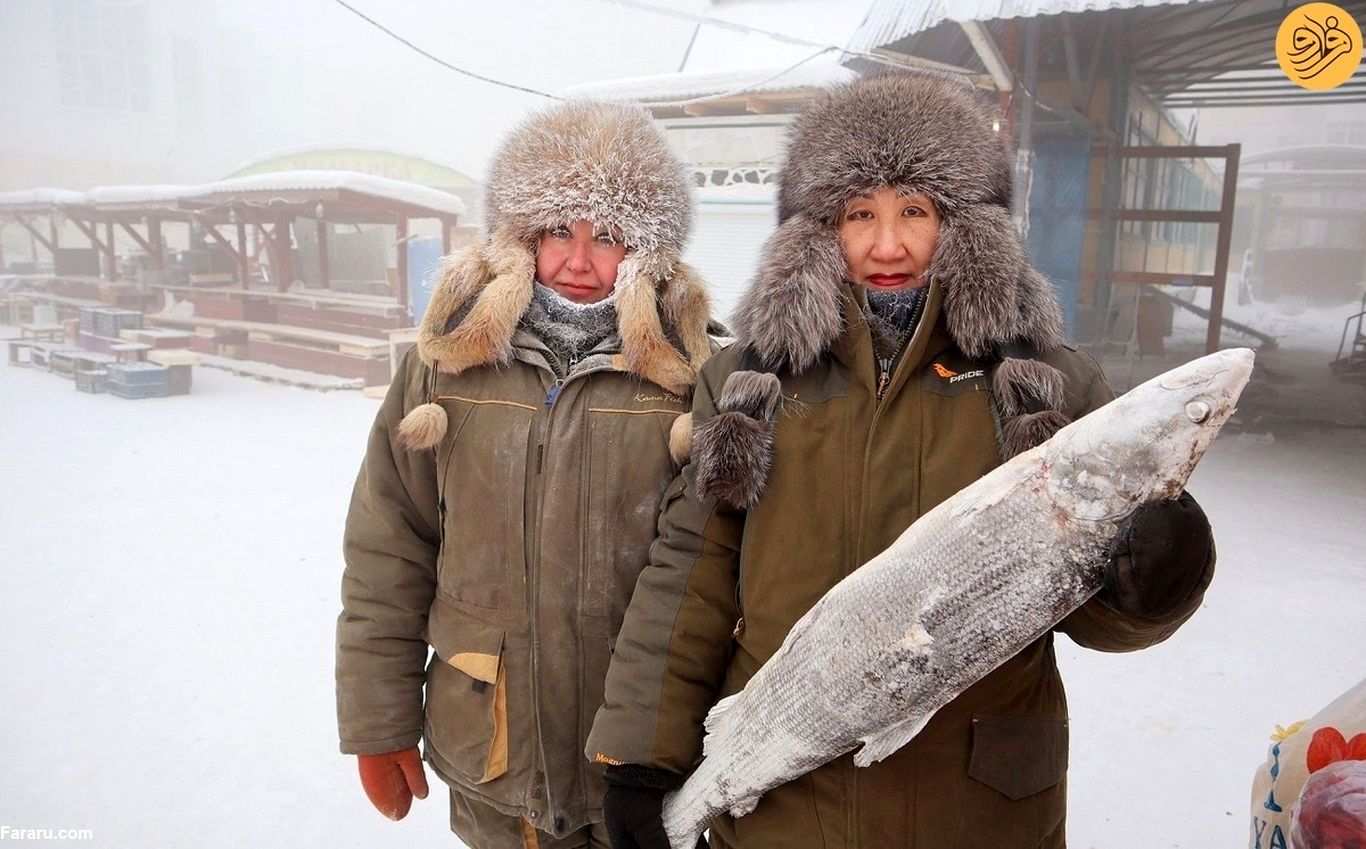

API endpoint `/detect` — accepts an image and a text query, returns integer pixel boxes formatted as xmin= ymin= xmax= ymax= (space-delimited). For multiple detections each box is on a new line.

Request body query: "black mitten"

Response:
xmin=1101 ymin=490 xmax=1215 ymax=618
xmin=602 ymin=764 xmax=682 ymax=849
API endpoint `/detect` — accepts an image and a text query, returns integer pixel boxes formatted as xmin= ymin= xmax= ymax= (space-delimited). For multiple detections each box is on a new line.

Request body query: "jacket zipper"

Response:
xmin=856 ymin=317 xmax=929 ymax=566
xmin=876 ymin=356 xmax=893 ymax=400
xmin=525 ymin=353 xmax=599 ymax=823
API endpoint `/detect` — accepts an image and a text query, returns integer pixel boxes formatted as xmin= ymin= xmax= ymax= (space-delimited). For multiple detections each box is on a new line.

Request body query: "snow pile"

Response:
xmin=1 ymin=330 xmax=1363 ymax=848
xmin=1165 ymin=280 xmax=1365 ymax=354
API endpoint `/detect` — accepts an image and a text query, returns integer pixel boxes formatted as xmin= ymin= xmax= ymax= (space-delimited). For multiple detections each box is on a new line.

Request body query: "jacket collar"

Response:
xmin=416 ymin=225 xmax=712 ymax=395
xmin=731 ymin=205 xmax=1065 ymax=373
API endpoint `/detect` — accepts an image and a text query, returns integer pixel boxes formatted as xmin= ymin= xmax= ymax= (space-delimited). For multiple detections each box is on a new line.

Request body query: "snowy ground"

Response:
xmin=1 ymin=312 xmax=1363 ymax=848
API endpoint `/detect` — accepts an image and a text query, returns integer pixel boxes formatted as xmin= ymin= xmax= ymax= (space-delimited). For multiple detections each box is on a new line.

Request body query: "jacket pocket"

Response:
xmin=435 ymin=398 xmax=534 ymax=611
xmin=425 ymin=596 xmax=509 ymax=785
xmin=580 ymin=407 xmax=677 ymax=620
xmin=967 ymin=714 xmax=1069 ymax=800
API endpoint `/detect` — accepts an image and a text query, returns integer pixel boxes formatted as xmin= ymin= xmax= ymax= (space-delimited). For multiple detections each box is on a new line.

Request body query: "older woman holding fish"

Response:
xmin=588 ymin=73 xmax=1218 ymax=849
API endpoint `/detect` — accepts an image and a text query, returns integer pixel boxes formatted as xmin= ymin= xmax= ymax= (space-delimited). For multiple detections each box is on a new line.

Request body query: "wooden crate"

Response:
xmin=246 ymin=338 xmax=391 ymax=384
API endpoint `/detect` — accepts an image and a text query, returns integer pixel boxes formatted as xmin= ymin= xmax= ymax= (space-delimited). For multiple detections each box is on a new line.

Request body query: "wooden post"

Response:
xmin=441 ymin=217 xmax=452 ymax=256
xmin=49 ymin=214 xmax=60 ymax=271
xmin=236 ymin=219 xmax=249 ymax=289
xmin=1206 ymin=143 xmax=1240 ymax=355
xmin=104 ymin=220 xmax=118 ymax=280
xmin=275 ymin=214 xmax=294 ymax=292
xmin=316 ymin=218 xmax=330 ymax=290
xmin=148 ymin=216 xmax=164 ymax=287
xmin=395 ymin=216 xmax=409 ymax=314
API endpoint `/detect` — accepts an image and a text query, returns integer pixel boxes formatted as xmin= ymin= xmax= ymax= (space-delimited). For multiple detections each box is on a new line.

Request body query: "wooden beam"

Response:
xmin=316 ymin=218 xmax=330 ymax=290
xmin=196 ymin=220 xmax=244 ymax=270
xmin=744 ymin=93 xmax=806 ymax=114
xmin=1110 ymin=270 xmax=1215 ymax=286
xmin=1060 ymin=15 xmax=1084 ymax=112
xmin=236 ymin=220 xmax=249 ymax=290
xmin=104 ymin=220 xmax=117 ymax=280
xmin=1103 ymin=145 xmax=1235 ymax=159
xmin=1082 ymin=15 xmax=1108 ymax=115
xmin=252 ymin=223 xmax=268 ymax=261
xmin=274 ymin=214 xmax=294 ymax=292
xmin=1145 ymin=286 xmax=1277 ymax=349
xmin=119 ymin=221 xmax=153 ymax=254
xmin=15 ymin=215 xmax=56 ymax=254
xmin=149 ymin=216 xmax=164 ymax=275
xmin=70 ymin=218 xmax=110 ymax=253
xmin=683 ymin=99 xmax=746 ymax=117
xmin=1087 ymin=209 xmax=1222 ymax=223
xmin=1207 ymin=144 xmax=1240 ymax=355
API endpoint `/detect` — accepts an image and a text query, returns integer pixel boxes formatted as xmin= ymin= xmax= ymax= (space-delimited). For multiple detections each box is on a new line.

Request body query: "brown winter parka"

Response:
xmin=336 ymin=230 xmax=713 ymax=838
xmin=586 ymin=279 xmax=1215 ymax=849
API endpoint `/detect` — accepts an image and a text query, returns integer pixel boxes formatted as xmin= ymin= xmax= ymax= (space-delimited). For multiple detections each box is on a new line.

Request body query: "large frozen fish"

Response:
xmin=662 ymin=348 xmax=1255 ymax=848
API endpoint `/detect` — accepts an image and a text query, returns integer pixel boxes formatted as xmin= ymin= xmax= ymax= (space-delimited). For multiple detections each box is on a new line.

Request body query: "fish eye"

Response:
xmin=1185 ymin=399 xmax=1212 ymax=424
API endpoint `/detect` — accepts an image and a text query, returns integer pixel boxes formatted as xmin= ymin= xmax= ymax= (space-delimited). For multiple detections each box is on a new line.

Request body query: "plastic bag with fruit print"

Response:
xmin=1249 ymin=677 xmax=1366 ymax=849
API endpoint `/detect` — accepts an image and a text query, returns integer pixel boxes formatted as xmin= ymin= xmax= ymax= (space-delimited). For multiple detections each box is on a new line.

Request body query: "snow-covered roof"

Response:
xmin=228 ymin=141 xmax=477 ymax=186
xmin=0 ymin=171 xmax=466 ymax=218
xmin=87 ymin=185 xmax=195 ymax=206
xmin=848 ymin=0 xmax=1193 ymax=52
xmin=559 ymin=61 xmax=856 ymax=105
xmin=0 ymin=188 xmax=87 ymax=208
xmin=1241 ymin=144 xmax=1366 ymax=168
xmin=186 ymin=171 xmax=467 ymax=217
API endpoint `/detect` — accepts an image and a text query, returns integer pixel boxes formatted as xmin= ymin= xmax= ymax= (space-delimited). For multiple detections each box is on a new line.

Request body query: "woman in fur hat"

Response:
xmin=588 ymin=73 xmax=1216 ymax=849
xmin=336 ymin=100 xmax=715 ymax=849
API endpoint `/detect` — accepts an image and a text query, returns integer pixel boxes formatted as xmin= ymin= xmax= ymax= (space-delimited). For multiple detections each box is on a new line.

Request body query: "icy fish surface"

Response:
xmin=661 ymin=348 xmax=1255 ymax=849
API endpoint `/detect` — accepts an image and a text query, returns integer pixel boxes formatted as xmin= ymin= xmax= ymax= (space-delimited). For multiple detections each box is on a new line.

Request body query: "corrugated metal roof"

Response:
xmin=848 ymin=0 xmax=1202 ymax=53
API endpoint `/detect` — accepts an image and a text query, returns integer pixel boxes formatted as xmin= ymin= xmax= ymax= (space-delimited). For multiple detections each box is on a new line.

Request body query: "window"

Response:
xmin=53 ymin=0 xmax=150 ymax=113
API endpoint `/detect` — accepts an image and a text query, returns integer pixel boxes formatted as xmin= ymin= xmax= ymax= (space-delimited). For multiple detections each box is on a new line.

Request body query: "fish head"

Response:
xmin=1042 ymin=348 xmax=1254 ymax=523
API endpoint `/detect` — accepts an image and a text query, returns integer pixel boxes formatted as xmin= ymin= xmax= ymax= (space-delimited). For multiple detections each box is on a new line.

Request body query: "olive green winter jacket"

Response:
xmin=337 ymin=235 xmax=713 ymax=838
xmin=587 ymin=282 xmax=1214 ymax=849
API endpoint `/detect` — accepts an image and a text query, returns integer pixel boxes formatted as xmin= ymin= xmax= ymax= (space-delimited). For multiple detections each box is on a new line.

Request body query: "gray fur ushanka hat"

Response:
xmin=776 ymin=73 xmax=1014 ymax=225
xmin=695 ymin=74 xmax=1074 ymax=505
xmin=733 ymin=72 xmax=1065 ymax=373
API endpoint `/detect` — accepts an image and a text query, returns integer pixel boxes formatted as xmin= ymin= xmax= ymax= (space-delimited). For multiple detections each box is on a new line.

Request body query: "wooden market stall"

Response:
xmin=1 ymin=172 xmax=464 ymax=385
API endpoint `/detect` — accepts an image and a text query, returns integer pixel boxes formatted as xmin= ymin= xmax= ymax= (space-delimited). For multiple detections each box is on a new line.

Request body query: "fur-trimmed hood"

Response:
xmin=400 ymin=101 xmax=711 ymax=451
xmin=694 ymin=73 xmax=1075 ymax=506
xmin=415 ymin=229 xmax=712 ymax=394
xmin=733 ymin=73 xmax=1064 ymax=371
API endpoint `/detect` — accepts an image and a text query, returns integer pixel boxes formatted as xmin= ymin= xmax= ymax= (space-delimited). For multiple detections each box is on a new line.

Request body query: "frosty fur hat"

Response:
xmin=694 ymin=74 xmax=1075 ymax=506
xmin=732 ymin=72 xmax=1065 ymax=372
xmin=399 ymin=101 xmax=712 ymax=453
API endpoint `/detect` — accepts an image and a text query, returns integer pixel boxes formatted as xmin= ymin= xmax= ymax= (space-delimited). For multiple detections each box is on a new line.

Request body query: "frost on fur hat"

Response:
xmin=401 ymin=101 xmax=713 ymax=451
xmin=483 ymin=100 xmax=693 ymax=255
xmin=777 ymin=72 xmax=1013 ymax=225
xmin=702 ymin=73 xmax=1072 ymax=505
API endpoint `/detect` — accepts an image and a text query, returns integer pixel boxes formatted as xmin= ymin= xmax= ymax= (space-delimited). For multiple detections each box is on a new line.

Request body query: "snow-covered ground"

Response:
xmin=1 ymin=320 xmax=1363 ymax=848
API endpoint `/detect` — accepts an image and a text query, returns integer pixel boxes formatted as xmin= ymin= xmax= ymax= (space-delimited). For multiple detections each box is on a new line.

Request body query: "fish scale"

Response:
xmin=661 ymin=349 xmax=1255 ymax=849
